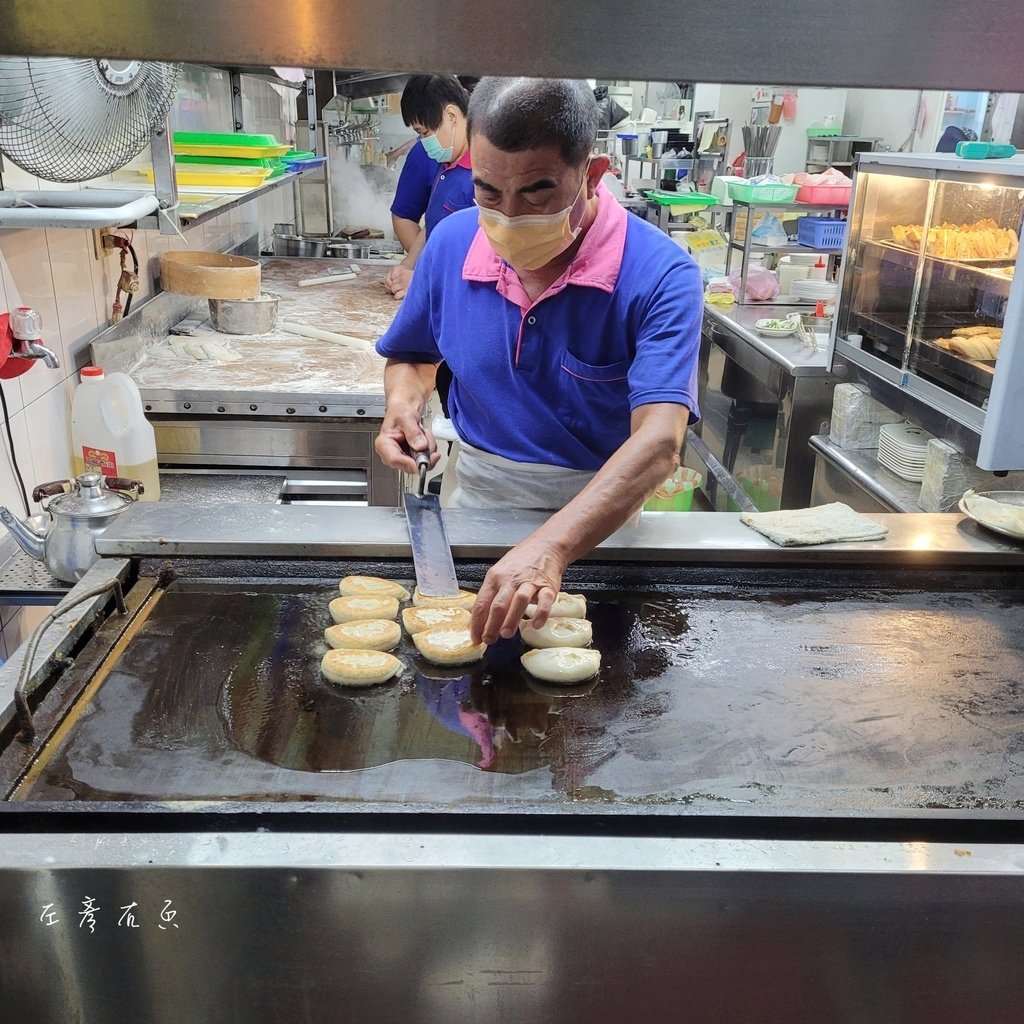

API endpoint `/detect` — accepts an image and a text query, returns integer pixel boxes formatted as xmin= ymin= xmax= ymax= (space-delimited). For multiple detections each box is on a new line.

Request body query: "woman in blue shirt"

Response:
xmin=384 ymin=75 xmax=475 ymax=302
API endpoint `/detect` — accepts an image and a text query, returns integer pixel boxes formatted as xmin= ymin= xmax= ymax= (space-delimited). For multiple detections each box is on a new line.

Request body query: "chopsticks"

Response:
xmin=741 ymin=124 xmax=782 ymax=158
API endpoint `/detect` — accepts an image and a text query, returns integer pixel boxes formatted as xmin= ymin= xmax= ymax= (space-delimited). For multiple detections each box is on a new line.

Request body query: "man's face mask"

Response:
xmin=477 ymin=174 xmax=589 ymax=272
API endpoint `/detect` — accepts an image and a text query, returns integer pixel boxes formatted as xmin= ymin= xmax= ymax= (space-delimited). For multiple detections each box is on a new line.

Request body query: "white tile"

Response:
xmin=25 ymin=382 xmax=73 ymax=492
xmin=45 ymin=229 xmax=102 ymax=374
xmin=0 ymin=265 xmax=26 ymax=418
xmin=0 ymin=625 xmax=8 ymax=662
xmin=0 ymin=165 xmax=40 ymax=190
xmin=0 ymin=231 xmax=65 ymax=406
xmin=0 ymin=409 xmax=33 ymax=531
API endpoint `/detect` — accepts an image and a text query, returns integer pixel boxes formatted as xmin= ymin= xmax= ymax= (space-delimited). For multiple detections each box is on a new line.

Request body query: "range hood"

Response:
xmin=0 ymin=0 xmax=1022 ymax=91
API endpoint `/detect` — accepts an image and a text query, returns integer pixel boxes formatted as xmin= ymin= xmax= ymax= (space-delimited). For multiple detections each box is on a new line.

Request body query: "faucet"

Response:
xmin=7 ymin=308 xmax=59 ymax=369
xmin=24 ymin=341 xmax=59 ymax=369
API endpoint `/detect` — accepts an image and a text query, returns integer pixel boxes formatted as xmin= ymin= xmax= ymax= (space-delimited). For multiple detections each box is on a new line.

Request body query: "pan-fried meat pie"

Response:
xmin=519 ymin=617 xmax=593 ymax=648
xmin=324 ymin=619 xmax=402 ymax=651
xmin=321 ymin=649 xmax=403 ymax=687
xmin=329 ymin=595 xmax=400 ymax=624
xmin=521 ymin=647 xmax=601 ymax=684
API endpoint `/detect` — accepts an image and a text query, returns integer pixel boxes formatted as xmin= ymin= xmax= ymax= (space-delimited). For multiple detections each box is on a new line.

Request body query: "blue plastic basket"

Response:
xmin=797 ymin=216 xmax=848 ymax=249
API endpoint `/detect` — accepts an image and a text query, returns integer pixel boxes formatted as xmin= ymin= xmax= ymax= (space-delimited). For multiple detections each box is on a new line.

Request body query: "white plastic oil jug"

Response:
xmin=71 ymin=366 xmax=161 ymax=501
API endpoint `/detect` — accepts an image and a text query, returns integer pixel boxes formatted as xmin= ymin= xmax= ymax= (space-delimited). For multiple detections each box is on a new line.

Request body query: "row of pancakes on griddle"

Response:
xmin=320 ymin=575 xmax=601 ymax=688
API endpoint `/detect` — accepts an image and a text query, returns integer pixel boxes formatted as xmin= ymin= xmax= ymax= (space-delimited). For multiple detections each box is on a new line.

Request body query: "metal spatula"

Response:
xmin=403 ymin=452 xmax=460 ymax=598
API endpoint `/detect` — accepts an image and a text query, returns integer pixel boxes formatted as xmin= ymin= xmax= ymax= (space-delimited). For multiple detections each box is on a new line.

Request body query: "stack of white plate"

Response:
xmin=791 ymin=278 xmax=837 ymax=302
xmin=877 ymin=422 xmax=933 ymax=482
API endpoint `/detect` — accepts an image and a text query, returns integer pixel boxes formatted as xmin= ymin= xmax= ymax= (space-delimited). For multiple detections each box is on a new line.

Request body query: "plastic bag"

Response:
xmin=750 ymin=213 xmax=789 ymax=248
xmin=729 ymin=265 xmax=780 ymax=302
xmin=704 ymin=275 xmax=737 ymax=307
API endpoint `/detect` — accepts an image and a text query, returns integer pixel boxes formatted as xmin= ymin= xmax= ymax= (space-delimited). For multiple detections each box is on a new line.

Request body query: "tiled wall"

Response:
xmin=0 ymin=65 xmax=298 ymax=663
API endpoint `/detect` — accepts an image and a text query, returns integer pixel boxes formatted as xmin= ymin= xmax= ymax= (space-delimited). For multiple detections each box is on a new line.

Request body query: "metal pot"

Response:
xmin=208 ymin=292 xmax=280 ymax=335
xmin=327 ymin=242 xmax=370 ymax=259
xmin=273 ymin=234 xmax=327 ymax=258
xmin=0 ymin=472 xmax=142 ymax=583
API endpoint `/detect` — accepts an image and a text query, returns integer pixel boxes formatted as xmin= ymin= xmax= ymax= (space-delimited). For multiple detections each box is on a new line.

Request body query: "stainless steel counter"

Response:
xmin=689 ymin=305 xmax=838 ymax=511
xmin=809 ymin=434 xmax=923 ymax=513
xmin=95 ymin=504 xmax=1024 ymax=565
xmin=703 ymin=302 xmax=832 ymax=377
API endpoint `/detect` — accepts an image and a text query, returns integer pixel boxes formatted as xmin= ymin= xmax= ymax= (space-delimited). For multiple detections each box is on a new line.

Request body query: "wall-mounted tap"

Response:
xmin=8 ymin=307 xmax=59 ymax=370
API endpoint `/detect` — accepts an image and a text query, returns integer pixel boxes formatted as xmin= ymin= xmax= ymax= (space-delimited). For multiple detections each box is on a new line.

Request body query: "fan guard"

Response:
xmin=0 ymin=57 xmax=180 ymax=183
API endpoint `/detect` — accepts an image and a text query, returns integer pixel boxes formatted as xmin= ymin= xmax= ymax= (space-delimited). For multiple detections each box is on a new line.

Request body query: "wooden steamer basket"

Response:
xmin=160 ymin=251 xmax=261 ymax=300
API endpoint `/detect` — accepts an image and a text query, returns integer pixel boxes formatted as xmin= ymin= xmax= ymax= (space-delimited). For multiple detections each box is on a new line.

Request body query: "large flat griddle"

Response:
xmin=13 ymin=567 xmax=1024 ymax=817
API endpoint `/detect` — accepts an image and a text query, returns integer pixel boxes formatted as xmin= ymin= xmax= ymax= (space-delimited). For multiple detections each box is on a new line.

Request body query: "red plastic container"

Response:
xmin=796 ymin=183 xmax=851 ymax=205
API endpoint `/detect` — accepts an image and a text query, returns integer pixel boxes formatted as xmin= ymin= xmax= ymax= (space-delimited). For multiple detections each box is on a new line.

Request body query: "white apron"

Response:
xmin=441 ymin=437 xmax=643 ymax=526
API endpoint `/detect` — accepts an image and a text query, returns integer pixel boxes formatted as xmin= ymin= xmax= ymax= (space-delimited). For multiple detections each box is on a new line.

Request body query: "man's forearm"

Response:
xmin=392 ymin=216 xmax=423 ymax=253
xmin=383 ymin=359 xmax=438 ymax=412
xmin=532 ymin=404 xmax=687 ymax=565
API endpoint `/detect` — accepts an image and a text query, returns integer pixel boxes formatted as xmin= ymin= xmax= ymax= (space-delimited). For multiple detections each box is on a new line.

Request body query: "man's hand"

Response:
xmin=384 ymin=264 xmax=414 ymax=300
xmin=375 ymin=361 xmax=440 ymax=472
xmin=374 ymin=404 xmax=441 ymax=474
xmin=470 ymin=535 xmax=569 ymax=645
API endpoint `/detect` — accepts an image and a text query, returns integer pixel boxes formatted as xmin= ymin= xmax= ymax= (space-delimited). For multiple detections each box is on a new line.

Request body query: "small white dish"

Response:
xmin=755 ymin=317 xmax=798 ymax=337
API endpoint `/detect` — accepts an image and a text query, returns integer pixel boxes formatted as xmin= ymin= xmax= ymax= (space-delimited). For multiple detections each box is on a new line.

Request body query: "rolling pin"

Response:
xmin=298 ymin=271 xmax=359 ymax=288
xmin=279 ymin=320 xmax=372 ymax=352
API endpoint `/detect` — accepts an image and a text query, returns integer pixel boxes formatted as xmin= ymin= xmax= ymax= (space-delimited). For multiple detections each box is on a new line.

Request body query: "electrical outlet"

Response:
xmin=91 ymin=228 xmax=118 ymax=260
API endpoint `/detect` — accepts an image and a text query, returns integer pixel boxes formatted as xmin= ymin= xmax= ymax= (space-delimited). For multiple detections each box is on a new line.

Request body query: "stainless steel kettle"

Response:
xmin=0 ymin=472 xmax=142 ymax=583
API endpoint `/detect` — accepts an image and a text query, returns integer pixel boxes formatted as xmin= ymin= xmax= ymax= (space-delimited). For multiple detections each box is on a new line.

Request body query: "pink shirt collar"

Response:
xmin=462 ymin=182 xmax=627 ymax=295
xmin=447 ymin=149 xmax=472 ymax=170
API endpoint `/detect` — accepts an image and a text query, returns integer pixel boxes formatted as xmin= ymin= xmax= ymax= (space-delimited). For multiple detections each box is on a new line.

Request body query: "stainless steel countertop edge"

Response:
xmin=704 ymin=301 xmax=833 ymax=377
xmin=94 ymin=505 xmax=1024 ymax=564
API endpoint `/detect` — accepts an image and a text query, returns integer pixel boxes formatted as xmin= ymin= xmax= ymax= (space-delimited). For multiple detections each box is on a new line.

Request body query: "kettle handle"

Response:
xmin=106 ymin=477 xmax=145 ymax=498
xmin=32 ymin=480 xmax=71 ymax=503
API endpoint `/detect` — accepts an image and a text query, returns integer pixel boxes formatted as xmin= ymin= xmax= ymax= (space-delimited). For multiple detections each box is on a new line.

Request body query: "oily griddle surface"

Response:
xmin=13 ymin=579 xmax=1024 ymax=815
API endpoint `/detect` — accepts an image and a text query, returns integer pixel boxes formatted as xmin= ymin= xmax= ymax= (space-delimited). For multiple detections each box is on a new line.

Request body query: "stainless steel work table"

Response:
xmin=689 ymin=303 xmax=838 ymax=512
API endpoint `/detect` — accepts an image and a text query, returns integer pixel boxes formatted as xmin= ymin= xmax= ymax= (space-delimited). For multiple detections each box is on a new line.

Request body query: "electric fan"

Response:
xmin=0 ymin=57 xmax=180 ymax=183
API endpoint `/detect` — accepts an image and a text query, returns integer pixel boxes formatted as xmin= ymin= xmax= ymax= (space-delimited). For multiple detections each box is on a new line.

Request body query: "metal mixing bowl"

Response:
xmin=327 ymin=242 xmax=370 ymax=258
xmin=208 ymin=292 xmax=280 ymax=335
xmin=273 ymin=234 xmax=326 ymax=258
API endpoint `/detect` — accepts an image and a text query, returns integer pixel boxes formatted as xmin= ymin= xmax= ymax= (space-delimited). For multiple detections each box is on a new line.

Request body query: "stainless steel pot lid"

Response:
xmin=48 ymin=472 xmax=134 ymax=518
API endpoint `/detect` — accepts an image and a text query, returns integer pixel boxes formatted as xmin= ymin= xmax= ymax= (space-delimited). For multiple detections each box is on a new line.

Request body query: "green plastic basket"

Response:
xmin=727 ymin=182 xmax=799 ymax=204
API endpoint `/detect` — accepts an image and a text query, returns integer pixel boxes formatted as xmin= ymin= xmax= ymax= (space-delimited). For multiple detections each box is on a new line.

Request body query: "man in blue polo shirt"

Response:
xmin=390 ymin=139 xmax=437 ymax=253
xmin=375 ymin=77 xmax=702 ymax=646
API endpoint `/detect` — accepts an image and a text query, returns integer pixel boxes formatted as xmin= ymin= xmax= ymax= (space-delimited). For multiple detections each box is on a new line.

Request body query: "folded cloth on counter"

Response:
xmin=739 ymin=502 xmax=888 ymax=546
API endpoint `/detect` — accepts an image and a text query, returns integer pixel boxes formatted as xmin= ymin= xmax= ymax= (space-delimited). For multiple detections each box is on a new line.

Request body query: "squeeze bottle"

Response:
xmin=71 ymin=366 xmax=161 ymax=501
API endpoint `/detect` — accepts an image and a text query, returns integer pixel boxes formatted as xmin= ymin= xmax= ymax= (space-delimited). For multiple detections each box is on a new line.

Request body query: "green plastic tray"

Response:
xmin=173 ymin=131 xmax=282 ymax=147
xmin=176 ymin=154 xmax=274 ymax=167
xmin=643 ymin=189 xmax=717 ymax=207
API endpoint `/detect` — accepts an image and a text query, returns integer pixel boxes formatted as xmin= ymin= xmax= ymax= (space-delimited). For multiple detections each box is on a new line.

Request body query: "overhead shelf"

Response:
xmin=0 ymin=189 xmax=159 ymax=229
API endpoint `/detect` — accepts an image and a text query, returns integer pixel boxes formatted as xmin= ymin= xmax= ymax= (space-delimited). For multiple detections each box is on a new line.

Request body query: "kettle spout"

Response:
xmin=0 ymin=506 xmax=46 ymax=562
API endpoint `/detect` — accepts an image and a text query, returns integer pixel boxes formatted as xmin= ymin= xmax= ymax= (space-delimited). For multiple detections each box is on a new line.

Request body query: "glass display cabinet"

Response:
xmin=832 ymin=152 xmax=1024 ymax=469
